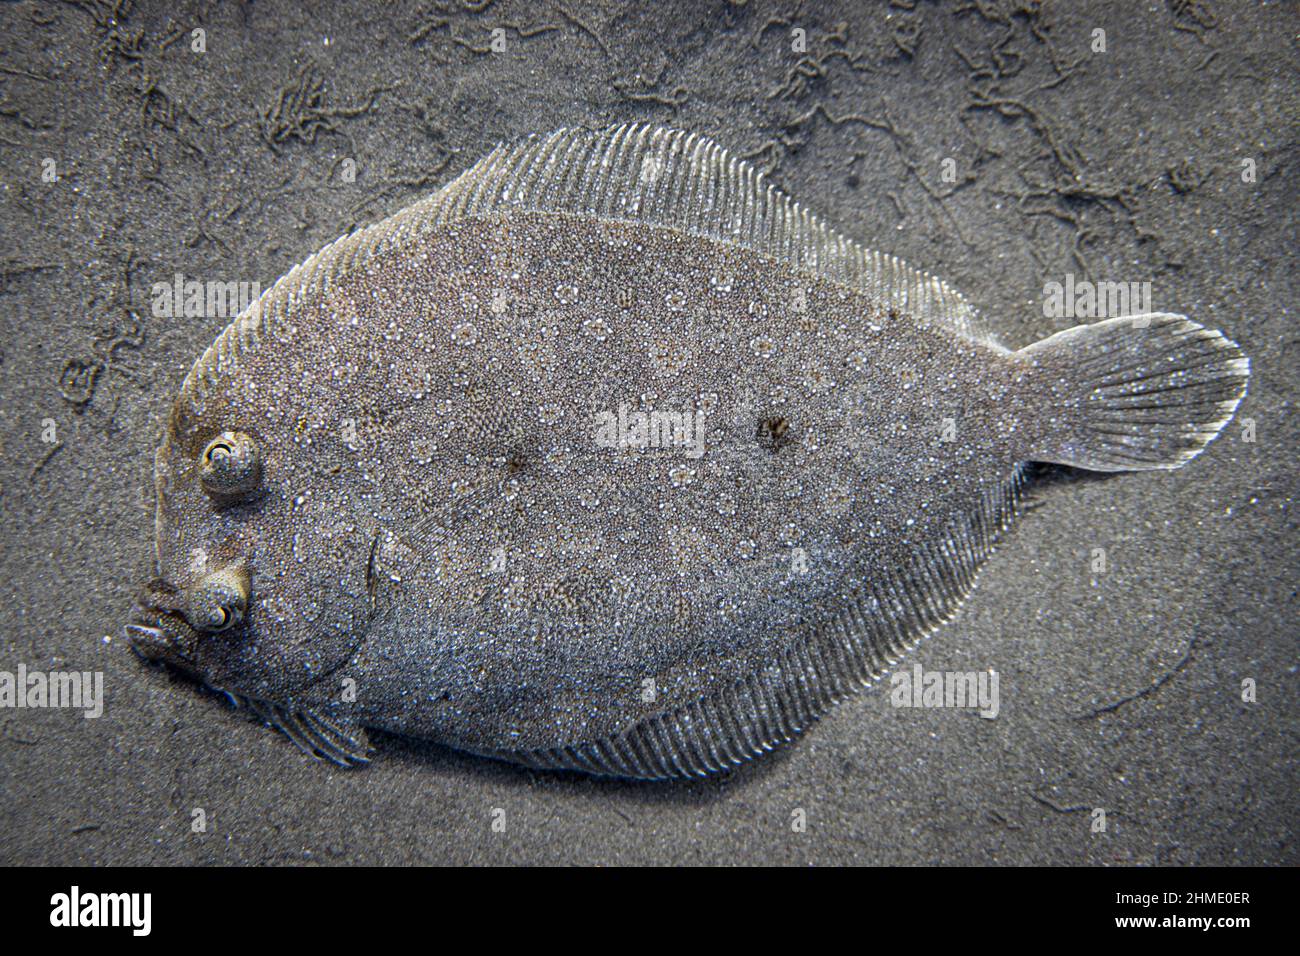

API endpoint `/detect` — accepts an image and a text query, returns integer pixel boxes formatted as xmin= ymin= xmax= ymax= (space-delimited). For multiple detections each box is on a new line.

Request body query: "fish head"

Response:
xmin=131 ymin=402 xmax=373 ymax=703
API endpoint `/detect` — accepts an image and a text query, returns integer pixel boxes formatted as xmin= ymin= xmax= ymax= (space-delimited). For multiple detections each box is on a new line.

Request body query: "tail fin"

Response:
xmin=1018 ymin=313 xmax=1249 ymax=472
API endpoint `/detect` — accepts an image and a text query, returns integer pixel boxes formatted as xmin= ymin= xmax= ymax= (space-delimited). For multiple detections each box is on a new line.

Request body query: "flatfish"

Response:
xmin=128 ymin=125 xmax=1249 ymax=777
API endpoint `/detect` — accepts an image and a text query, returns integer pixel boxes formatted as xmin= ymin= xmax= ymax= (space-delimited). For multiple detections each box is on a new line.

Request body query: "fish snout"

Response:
xmin=124 ymin=621 xmax=174 ymax=661
xmin=127 ymin=579 xmax=199 ymax=666
xmin=125 ymin=603 xmax=192 ymax=667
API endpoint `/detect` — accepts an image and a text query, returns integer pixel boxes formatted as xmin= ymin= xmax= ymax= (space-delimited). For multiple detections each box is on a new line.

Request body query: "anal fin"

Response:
xmin=504 ymin=467 xmax=1027 ymax=780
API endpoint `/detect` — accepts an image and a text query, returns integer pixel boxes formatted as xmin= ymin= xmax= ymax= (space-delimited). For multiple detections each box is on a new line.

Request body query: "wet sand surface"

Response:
xmin=0 ymin=0 xmax=1294 ymax=864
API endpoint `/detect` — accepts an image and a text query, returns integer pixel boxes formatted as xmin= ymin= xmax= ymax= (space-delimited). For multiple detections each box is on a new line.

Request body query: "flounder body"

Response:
xmin=130 ymin=125 xmax=1248 ymax=777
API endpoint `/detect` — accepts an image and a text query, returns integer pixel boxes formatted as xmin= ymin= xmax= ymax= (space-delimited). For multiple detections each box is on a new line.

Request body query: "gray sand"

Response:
xmin=0 ymin=0 xmax=1294 ymax=865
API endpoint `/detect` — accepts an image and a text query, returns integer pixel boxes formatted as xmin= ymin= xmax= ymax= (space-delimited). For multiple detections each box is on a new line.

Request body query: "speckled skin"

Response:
xmin=150 ymin=210 xmax=1034 ymax=756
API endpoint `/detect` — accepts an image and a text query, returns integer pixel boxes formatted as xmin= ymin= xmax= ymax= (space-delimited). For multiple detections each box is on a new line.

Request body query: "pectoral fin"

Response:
xmin=239 ymin=696 xmax=373 ymax=767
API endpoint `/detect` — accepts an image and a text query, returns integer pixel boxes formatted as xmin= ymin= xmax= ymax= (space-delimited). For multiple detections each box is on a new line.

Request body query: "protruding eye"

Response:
xmin=199 ymin=431 xmax=261 ymax=501
xmin=186 ymin=564 xmax=249 ymax=634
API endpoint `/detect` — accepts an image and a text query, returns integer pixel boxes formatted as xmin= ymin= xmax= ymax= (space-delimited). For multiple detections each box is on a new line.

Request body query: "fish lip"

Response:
xmin=124 ymin=624 xmax=167 ymax=656
xmin=124 ymin=616 xmax=173 ymax=661
xmin=125 ymin=599 xmax=192 ymax=664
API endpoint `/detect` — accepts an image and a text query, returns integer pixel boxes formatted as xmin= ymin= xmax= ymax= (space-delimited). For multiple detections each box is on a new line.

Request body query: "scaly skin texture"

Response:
xmin=147 ymin=211 xmax=1031 ymax=756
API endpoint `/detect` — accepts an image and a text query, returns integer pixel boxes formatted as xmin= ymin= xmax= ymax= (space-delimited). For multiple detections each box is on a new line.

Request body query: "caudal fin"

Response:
xmin=1018 ymin=313 xmax=1249 ymax=472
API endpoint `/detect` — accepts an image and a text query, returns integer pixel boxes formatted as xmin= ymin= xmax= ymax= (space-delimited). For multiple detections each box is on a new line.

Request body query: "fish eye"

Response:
xmin=199 ymin=431 xmax=261 ymax=501
xmin=186 ymin=565 xmax=249 ymax=634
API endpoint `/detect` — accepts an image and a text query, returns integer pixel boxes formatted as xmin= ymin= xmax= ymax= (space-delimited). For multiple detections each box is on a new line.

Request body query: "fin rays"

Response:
xmin=498 ymin=467 xmax=1026 ymax=780
xmin=178 ymin=124 xmax=1005 ymax=419
xmin=237 ymin=696 xmax=373 ymax=767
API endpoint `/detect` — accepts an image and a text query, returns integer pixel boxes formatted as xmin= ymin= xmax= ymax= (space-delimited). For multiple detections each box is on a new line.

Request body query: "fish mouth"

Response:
xmin=126 ymin=605 xmax=183 ymax=661
xmin=124 ymin=622 xmax=167 ymax=645
xmin=127 ymin=582 xmax=198 ymax=669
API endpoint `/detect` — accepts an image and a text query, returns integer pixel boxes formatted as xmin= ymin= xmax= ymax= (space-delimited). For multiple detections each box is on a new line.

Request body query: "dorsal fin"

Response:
xmin=427 ymin=124 xmax=998 ymax=346
xmin=178 ymin=124 xmax=1000 ymax=421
